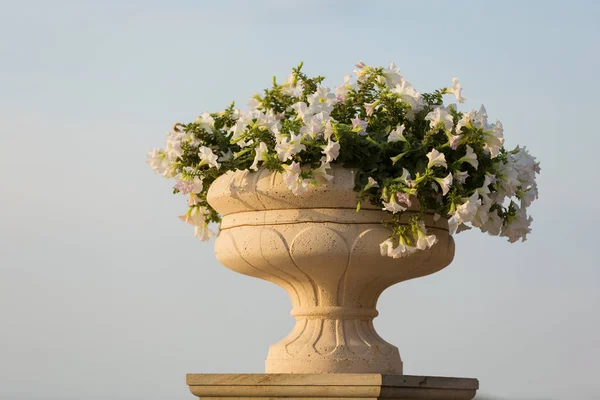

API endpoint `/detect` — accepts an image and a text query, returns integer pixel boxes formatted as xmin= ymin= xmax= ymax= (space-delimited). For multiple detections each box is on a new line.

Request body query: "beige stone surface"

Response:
xmin=186 ymin=373 xmax=478 ymax=399
xmin=207 ymin=166 xmax=455 ymax=374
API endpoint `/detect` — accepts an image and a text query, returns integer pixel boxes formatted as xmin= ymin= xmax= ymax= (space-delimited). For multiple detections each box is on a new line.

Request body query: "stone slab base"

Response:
xmin=186 ymin=374 xmax=478 ymax=399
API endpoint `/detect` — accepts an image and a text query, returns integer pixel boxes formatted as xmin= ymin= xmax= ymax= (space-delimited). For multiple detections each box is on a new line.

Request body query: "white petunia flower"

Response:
xmin=451 ymin=77 xmax=466 ymax=103
xmin=388 ymin=124 xmax=407 ymax=143
xmin=198 ymin=146 xmax=221 ymax=169
xmin=391 ymin=79 xmax=424 ymax=113
xmin=501 ymin=206 xmax=532 ymax=243
xmin=397 ymin=168 xmax=412 ymax=185
xmin=290 ymin=102 xmax=313 ymax=123
xmin=351 ymin=117 xmax=368 ymax=135
xmin=454 ymin=170 xmax=469 ymax=184
xmin=147 ymin=148 xmax=171 ymax=175
xmin=247 ymin=97 xmax=261 ymax=114
xmin=323 ymin=120 xmax=335 ymax=140
xmin=312 ymin=160 xmax=334 ymax=185
xmin=453 ymin=193 xmax=482 ymax=225
xmin=519 ymin=185 xmax=538 ymax=209
xmin=433 ymin=173 xmax=453 ymax=196
xmin=299 ymin=117 xmax=323 ymax=139
xmin=195 ymin=112 xmax=215 ymax=133
xmin=282 ymin=161 xmax=311 ymax=195
xmin=321 ymin=139 xmax=340 ymax=163
xmin=179 ymin=206 xmax=208 ymax=226
xmin=382 ymin=194 xmax=407 ymax=214
xmin=426 ymin=149 xmax=448 ymax=169
xmin=458 ymin=145 xmax=479 ymax=169
xmin=364 ymin=177 xmax=379 ymax=190
xmin=415 ymin=222 xmax=438 ymax=250
xmin=250 ymin=142 xmax=269 ymax=171
xmin=448 ymin=134 xmax=462 ymax=149
xmin=165 ymin=130 xmax=185 ymax=160
xmin=483 ymin=120 xmax=504 ymax=158
xmin=194 ymin=223 xmax=215 ymax=242
xmin=307 ymin=86 xmax=337 ymax=115
xmin=281 ymin=73 xmax=304 ymax=97
xmin=425 ymin=107 xmax=454 ymax=131
xmin=275 ymin=132 xmax=306 ymax=162
xmin=382 ymin=62 xmax=403 ymax=87
xmin=354 ymin=60 xmax=369 ymax=81
xmin=335 ymin=74 xmax=354 ymax=102
xmin=480 ymin=210 xmax=503 ymax=236
xmin=364 ymin=100 xmax=380 ymax=117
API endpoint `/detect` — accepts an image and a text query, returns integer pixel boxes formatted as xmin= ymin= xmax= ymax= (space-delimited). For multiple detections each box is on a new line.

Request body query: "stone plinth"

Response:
xmin=186 ymin=374 xmax=478 ymax=399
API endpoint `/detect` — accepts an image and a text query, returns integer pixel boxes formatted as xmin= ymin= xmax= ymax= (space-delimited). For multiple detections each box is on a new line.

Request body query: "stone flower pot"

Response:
xmin=207 ymin=165 xmax=454 ymax=375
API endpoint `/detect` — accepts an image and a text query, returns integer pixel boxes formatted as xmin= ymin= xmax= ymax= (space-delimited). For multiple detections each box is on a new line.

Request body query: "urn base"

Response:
xmin=186 ymin=373 xmax=478 ymax=399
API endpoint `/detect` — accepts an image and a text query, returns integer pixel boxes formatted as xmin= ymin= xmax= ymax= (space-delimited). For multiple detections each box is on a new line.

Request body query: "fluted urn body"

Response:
xmin=207 ymin=166 xmax=454 ymax=375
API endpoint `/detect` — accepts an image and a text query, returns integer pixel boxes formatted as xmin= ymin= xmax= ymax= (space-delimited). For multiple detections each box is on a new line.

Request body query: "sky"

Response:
xmin=0 ymin=1 xmax=598 ymax=399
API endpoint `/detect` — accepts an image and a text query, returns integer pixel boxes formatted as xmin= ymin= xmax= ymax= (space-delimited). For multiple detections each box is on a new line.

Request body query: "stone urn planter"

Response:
xmin=207 ymin=165 xmax=454 ymax=375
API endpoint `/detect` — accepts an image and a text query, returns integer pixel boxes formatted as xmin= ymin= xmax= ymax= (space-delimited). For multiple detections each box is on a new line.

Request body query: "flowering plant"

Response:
xmin=148 ymin=61 xmax=540 ymax=258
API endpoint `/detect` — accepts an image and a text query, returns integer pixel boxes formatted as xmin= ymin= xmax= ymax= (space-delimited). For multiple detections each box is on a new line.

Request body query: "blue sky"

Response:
xmin=1 ymin=1 xmax=599 ymax=399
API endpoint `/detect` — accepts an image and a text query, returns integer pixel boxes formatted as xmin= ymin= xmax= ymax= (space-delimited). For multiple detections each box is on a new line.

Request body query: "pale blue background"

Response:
xmin=1 ymin=1 xmax=598 ymax=399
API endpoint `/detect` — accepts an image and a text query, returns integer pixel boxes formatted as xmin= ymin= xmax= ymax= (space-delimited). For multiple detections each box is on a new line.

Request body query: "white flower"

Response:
xmin=382 ymin=62 xmax=403 ymax=87
xmin=300 ymin=117 xmax=323 ymax=139
xmin=323 ymin=120 xmax=335 ymax=140
xmin=147 ymin=149 xmax=170 ymax=175
xmin=511 ymin=146 xmax=539 ymax=186
xmin=335 ymin=74 xmax=354 ymax=102
xmin=483 ymin=120 xmax=504 ymax=158
xmin=247 ymin=97 xmax=261 ymax=114
xmin=195 ymin=112 xmax=215 ymax=133
xmin=351 ymin=117 xmax=368 ymax=135
xmin=426 ymin=149 xmax=448 ymax=169
xmin=453 ymin=193 xmax=481 ymax=225
xmin=392 ymin=79 xmax=424 ymax=113
xmin=291 ymin=102 xmax=313 ymax=123
xmin=380 ymin=238 xmax=396 ymax=257
xmin=281 ymin=73 xmax=304 ymax=97
xmin=425 ymin=107 xmax=454 ymax=131
xmin=354 ymin=60 xmax=369 ymax=81
xmin=497 ymin=160 xmax=520 ymax=197
xmin=174 ymin=176 xmax=204 ymax=195
xmin=454 ymin=170 xmax=469 ymax=184
xmin=458 ymin=145 xmax=479 ymax=169
xmin=501 ymin=206 xmax=532 ymax=243
xmin=450 ymin=77 xmax=466 ymax=103
xmin=480 ymin=210 xmax=503 ymax=236
xmin=275 ymin=132 xmax=306 ymax=161
xmin=187 ymin=193 xmax=202 ymax=206
xmin=198 ymin=146 xmax=221 ymax=169
xmin=448 ymin=134 xmax=462 ymax=149
xmin=382 ymin=194 xmax=407 ymax=213
xmin=433 ymin=173 xmax=453 ymax=196
xmin=312 ymin=160 xmax=334 ymax=185
xmin=364 ymin=100 xmax=380 ymax=117
xmin=228 ymin=120 xmax=249 ymax=145
xmin=321 ymin=139 xmax=340 ymax=163
xmin=250 ymin=142 xmax=269 ymax=171
xmin=388 ymin=124 xmax=407 ymax=143
xmin=282 ymin=162 xmax=311 ymax=195
xmin=380 ymin=238 xmax=416 ymax=259
xmin=364 ymin=177 xmax=379 ymax=190
xmin=519 ymin=185 xmax=538 ymax=208
xmin=179 ymin=206 xmax=207 ymax=226
xmin=194 ymin=223 xmax=215 ymax=242
xmin=165 ymin=130 xmax=185 ymax=160
xmin=415 ymin=222 xmax=438 ymax=250
xmin=396 ymin=192 xmax=412 ymax=207
xmin=307 ymin=86 xmax=337 ymax=115
xmin=397 ymin=168 xmax=412 ymax=185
